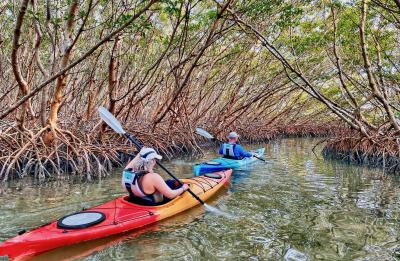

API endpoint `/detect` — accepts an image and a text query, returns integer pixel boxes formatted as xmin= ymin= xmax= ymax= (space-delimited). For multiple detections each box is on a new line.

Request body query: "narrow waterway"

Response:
xmin=1 ymin=138 xmax=400 ymax=260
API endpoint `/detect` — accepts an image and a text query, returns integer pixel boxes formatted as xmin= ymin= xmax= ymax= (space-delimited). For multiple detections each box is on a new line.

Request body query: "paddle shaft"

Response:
xmin=211 ymin=137 xmax=266 ymax=162
xmin=124 ymin=133 xmax=205 ymax=205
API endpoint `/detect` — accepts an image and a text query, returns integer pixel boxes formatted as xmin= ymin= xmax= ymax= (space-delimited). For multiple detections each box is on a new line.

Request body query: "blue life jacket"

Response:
xmin=222 ymin=143 xmax=239 ymax=159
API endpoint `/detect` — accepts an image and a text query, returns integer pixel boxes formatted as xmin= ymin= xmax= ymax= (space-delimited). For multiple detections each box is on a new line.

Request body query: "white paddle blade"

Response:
xmin=195 ymin=128 xmax=214 ymax=139
xmin=98 ymin=106 xmax=126 ymax=134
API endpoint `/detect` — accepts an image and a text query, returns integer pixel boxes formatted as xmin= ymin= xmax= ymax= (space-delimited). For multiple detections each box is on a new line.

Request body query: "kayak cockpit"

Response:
xmin=121 ymin=172 xmax=225 ymax=207
xmin=123 ymin=195 xmax=174 ymax=206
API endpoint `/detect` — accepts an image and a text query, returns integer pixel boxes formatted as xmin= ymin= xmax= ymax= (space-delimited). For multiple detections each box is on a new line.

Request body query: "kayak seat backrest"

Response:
xmin=125 ymin=195 xmax=172 ymax=206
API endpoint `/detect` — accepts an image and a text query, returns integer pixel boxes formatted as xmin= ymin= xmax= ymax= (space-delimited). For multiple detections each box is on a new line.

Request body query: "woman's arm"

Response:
xmin=151 ymin=174 xmax=188 ymax=199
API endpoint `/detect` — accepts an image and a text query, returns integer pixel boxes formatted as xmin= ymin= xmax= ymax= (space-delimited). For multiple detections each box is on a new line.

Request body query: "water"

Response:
xmin=1 ymin=138 xmax=400 ymax=260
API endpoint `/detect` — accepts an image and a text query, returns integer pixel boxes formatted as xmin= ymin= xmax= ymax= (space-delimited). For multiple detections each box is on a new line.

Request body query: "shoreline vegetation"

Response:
xmin=323 ymin=131 xmax=400 ymax=174
xmin=0 ymin=120 xmax=338 ymax=180
xmin=1 ymin=0 xmax=399 ymax=181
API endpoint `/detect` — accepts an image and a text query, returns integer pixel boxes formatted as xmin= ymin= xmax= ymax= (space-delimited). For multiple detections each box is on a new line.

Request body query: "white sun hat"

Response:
xmin=139 ymin=147 xmax=162 ymax=161
xmin=228 ymin=132 xmax=239 ymax=138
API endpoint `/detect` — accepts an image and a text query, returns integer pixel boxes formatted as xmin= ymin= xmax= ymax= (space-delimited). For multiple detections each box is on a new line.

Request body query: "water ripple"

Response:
xmin=1 ymin=138 xmax=400 ymax=260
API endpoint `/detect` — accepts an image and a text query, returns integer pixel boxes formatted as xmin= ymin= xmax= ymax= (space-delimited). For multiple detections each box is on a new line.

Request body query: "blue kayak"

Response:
xmin=193 ymin=148 xmax=265 ymax=176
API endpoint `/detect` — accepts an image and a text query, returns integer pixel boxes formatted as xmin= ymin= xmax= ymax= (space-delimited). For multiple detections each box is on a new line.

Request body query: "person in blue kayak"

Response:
xmin=122 ymin=147 xmax=189 ymax=205
xmin=219 ymin=132 xmax=253 ymax=160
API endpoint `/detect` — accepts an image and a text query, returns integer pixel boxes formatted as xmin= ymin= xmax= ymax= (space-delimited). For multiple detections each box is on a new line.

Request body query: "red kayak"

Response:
xmin=0 ymin=170 xmax=232 ymax=260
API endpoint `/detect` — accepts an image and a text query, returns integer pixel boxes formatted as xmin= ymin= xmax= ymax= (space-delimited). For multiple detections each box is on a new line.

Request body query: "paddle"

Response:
xmin=98 ymin=107 xmax=208 ymax=207
xmin=195 ymin=128 xmax=267 ymax=162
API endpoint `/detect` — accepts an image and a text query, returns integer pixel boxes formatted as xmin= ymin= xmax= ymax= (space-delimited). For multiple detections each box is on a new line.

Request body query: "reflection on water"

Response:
xmin=1 ymin=138 xmax=400 ymax=260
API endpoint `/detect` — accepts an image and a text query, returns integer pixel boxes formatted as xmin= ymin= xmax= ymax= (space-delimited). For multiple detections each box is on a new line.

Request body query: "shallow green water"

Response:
xmin=1 ymin=138 xmax=400 ymax=260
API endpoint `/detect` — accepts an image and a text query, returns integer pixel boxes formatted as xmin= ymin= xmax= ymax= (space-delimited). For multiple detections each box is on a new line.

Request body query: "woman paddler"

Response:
xmin=122 ymin=147 xmax=189 ymax=205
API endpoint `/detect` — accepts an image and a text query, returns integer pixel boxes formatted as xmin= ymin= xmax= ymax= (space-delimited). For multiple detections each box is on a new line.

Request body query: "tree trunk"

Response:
xmin=108 ymin=36 xmax=121 ymax=115
xmin=359 ymin=0 xmax=399 ymax=131
xmin=99 ymin=35 xmax=121 ymax=137
xmin=46 ymin=0 xmax=79 ymax=130
xmin=11 ymin=0 xmax=30 ymax=130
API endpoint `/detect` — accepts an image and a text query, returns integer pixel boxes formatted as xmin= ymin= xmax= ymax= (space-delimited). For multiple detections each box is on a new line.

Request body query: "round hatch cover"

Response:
xmin=57 ymin=211 xmax=105 ymax=229
xmin=204 ymin=173 xmax=222 ymax=179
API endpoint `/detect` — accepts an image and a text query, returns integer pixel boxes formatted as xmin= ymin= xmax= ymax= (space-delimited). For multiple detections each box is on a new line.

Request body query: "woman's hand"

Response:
xmin=182 ymin=184 xmax=189 ymax=191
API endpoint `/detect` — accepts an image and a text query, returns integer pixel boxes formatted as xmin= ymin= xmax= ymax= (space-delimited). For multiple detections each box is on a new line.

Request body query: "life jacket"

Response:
xmin=122 ymin=169 xmax=158 ymax=204
xmin=222 ymin=143 xmax=238 ymax=159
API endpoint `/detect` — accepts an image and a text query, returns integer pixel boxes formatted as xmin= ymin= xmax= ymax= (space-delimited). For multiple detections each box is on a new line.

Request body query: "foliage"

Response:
xmin=0 ymin=0 xmax=399 ymax=178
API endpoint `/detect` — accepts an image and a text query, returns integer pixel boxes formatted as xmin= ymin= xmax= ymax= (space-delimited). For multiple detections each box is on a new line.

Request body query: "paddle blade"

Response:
xmin=98 ymin=106 xmax=126 ymax=134
xmin=195 ymin=128 xmax=214 ymax=139
xmin=204 ymin=204 xmax=233 ymax=218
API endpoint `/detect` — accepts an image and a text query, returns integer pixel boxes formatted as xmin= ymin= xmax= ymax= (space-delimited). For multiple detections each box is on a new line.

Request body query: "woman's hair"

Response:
xmin=133 ymin=158 xmax=155 ymax=172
